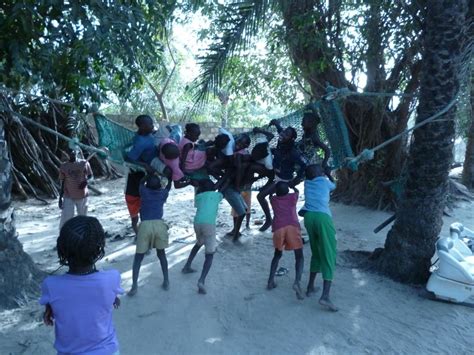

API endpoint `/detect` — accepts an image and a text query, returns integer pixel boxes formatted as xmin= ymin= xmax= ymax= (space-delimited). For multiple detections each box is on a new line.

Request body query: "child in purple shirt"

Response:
xmin=40 ymin=216 xmax=123 ymax=355
xmin=267 ymin=181 xmax=305 ymax=300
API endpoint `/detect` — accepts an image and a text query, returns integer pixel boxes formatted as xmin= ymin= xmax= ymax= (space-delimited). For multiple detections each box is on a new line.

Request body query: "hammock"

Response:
xmin=92 ymin=92 xmax=356 ymax=188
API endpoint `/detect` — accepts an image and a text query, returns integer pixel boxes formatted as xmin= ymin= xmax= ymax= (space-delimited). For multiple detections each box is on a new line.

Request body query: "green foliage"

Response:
xmin=0 ymin=0 xmax=175 ymax=109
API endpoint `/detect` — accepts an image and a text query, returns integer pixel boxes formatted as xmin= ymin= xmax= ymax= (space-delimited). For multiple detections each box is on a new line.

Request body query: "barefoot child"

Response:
xmin=267 ymin=182 xmax=304 ymax=300
xmin=58 ymin=149 xmax=93 ymax=229
xmin=128 ymin=174 xmax=172 ymax=296
xmin=299 ymin=164 xmax=338 ymax=311
xmin=124 ymin=115 xmax=157 ymax=235
xmin=182 ymin=180 xmax=223 ymax=294
xmin=40 ymin=216 xmax=123 ymax=355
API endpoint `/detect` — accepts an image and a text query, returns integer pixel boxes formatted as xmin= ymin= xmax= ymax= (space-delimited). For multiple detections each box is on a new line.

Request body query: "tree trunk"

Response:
xmin=462 ymin=68 xmax=474 ymax=188
xmin=378 ymin=0 xmax=469 ymax=283
xmin=278 ymin=0 xmax=419 ymax=209
xmin=0 ymin=116 xmax=44 ymax=309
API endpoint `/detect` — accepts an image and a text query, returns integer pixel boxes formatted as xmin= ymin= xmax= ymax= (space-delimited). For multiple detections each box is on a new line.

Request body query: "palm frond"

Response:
xmin=193 ymin=0 xmax=272 ymax=105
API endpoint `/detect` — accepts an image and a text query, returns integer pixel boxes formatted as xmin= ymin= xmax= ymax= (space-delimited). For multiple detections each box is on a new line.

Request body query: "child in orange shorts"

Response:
xmin=267 ymin=181 xmax=304 ymax=300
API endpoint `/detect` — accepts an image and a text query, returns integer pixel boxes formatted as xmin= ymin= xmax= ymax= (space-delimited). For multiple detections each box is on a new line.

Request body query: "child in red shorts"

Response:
xmin=267 ymin=181 xmax=304 ymax=300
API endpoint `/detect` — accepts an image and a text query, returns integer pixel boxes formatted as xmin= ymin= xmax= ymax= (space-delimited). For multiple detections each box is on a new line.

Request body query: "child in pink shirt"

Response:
xmin=179 ymin=123 xmax=207 ymax=174
xmin=267 ymin=181 xmax=304 ymax=300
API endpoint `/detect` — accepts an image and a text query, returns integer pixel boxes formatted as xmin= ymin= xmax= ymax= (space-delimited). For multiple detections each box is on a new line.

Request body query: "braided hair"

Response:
xmin=57 ymin=216 xmax=105 ymax=268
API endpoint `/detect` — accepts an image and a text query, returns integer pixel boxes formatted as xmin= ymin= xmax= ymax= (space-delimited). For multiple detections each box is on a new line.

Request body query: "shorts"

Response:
xmin=185 ymin=168 xmax=209 ymax=181
xmin=194 ymin=223 xmax=217 ymax=253
xmin=231 ymin=190 xmax=251 ymax=217
xmin=273 ymin=225 xmax=303 ymax=251
xmin=136 ymin=220 xmax=169 ymax=253
xmin=125 ymin=195 xmax=141 ymax=218
xmin=224 ymin=187 xmax=248 ymax=217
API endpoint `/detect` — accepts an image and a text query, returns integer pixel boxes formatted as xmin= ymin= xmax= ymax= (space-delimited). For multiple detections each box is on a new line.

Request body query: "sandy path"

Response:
xmin=1 ymin=177 xmax=473 ymax=354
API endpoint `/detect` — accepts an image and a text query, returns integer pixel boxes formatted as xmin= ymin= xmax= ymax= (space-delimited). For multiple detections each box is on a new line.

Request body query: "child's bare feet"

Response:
xmin=162 ymin=280 xmax=169 ymax=291
xmin=181 ymin=266 xmax=196 ymax=274
xmin=267 ymin=281 xmax=277 ymax=290
xmin=306 ymin=286 xmax=317 ymax=297
xmin=127 ymin=285 xmax=138 ymax=297
xmin=319 ymin=297 xmax=338 ymax=312
xmin=293 ymin=283 xmax=305 ymax=300
xmin=198 ymin=281 xmax=207 ymax=294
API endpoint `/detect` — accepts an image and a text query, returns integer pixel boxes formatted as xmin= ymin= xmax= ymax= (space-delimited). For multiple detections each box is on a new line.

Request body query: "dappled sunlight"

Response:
xmin=349 ymin=304 xmax=361 ymax=332
xmin=351 ymin=268 xmax=368 ymax=287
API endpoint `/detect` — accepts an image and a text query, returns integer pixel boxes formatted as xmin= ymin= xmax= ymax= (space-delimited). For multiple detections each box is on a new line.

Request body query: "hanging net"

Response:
xmin=93 ymin=113 xmax=136 ymax=165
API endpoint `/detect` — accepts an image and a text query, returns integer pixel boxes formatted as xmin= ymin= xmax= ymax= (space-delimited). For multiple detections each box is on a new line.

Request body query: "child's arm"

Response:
xmin=43 ymin=304 xmax=54 ymax=326
xmin=58 ymin=180 xmax=64 ymax=209
xmin=79 ymin=161 xmax=93 ymax=189
xmin=312 ymin=135 xmax=331 ymax=169
xmin=290 ymin=151 xmax=306 ymax=187
xmin=180 ymin=143 xmax=193 ymax=171
xmin=253 ymin=127 xmax=275 ymax=142
xmin=268 ymin=119 xmax=283 ymax=133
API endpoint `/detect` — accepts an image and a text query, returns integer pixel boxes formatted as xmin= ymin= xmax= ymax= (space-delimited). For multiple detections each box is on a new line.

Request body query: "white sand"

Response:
xmin=1 ymin=177 xmax=473 ymax=354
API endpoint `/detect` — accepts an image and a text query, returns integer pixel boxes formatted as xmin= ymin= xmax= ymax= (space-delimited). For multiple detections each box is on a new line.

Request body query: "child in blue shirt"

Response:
xmin=299 ymin=164 xmax=338 ymax=311
xmin=128 ymin=174 xmax=172 ymax=296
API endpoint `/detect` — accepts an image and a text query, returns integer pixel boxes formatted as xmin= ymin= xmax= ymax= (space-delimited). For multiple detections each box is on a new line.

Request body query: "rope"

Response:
xmin=348 ymin=97 xmax=458 ymax=168
xmin=322 ymin=87 xmax=415 ymax=101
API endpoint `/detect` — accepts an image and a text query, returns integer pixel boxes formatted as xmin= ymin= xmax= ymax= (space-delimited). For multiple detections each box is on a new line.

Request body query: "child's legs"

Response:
xmin=257 ymin=182 xmax=276 ymax=230
xmin=156 ymin=249 xmax=169 ymax=286
xmin=59 ymin=197 xmax=75 ymax=229
xmin=304 ymin=213 xmax=322 ymax=274
xmin=198 ymin=226 xmax=217 ymax=292
xmin=184 ymin=224 xmax=206 ymax=270
xmin=131 ymin=253 xmax=146 ymax=287
xmin=294 ymin=248 xmax=304 ymax=284
xmin=75 ymin=197 xmax=88 ymax=216
xmin=125 ymin=194 xmax=141 ymax=235
xmin=268 ymin=248 xmax=283 ymax=288
xmin=223 ymin=187 xmax=247 ymax=240
xmin=313 ymin=213 xmax=337 ymax=281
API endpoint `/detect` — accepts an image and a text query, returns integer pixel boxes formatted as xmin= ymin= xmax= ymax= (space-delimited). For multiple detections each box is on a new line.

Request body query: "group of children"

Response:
xmin=44 ymin=111 xmax=338 ymax=354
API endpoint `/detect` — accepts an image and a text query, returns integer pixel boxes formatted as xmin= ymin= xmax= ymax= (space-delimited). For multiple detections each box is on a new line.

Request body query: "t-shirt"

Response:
xmin=127 ymin=134 xmax=157 ymax=165
xmin=272 ymin=142 xmax=306 ymax=181
xmin=301 ymin=177 xmax=336 ymax=217
xmin=194 ymin=191 xmax=223 ymax=225
xmin=59 ymin=160 xmax=93 ymax=199
xmin=39 ymin=270 xmax=124 ymax=355
xmin=159 ymin=138 xmax=185 ymax=181
xmin=219 ymin=128 xmax=235 ymax=156
xmin=178 ymin=137 xmax=207 ymax=171
xmin=125 ymin=170 xmax=145 ymax=197
xmin=139 ymin=184 xmax=169 ymax=221
xmin=270 ymin=192 xmax=300 ymax=232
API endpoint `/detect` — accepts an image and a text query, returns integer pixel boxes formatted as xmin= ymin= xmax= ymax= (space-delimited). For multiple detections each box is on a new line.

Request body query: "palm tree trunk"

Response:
xmin=0 ymin=116 xmax=43 ymax=308
xmin=462 ymin=68 xmax=474 ymax=188
xmin=377 ymin=0 xmax=470 ymax=283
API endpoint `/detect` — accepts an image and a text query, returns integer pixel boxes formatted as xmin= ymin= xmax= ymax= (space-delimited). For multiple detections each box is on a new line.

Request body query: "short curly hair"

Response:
xmin=57 ymin=216 xmax=106 ymax=268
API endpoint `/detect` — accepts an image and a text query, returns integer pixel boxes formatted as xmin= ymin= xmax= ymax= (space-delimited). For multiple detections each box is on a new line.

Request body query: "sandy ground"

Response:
xmin=1 ymin=176 xmax=473 ymax=355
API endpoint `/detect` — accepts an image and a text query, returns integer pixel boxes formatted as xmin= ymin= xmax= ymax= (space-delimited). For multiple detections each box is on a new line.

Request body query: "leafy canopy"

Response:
xmin=0 ymin=0 xmax=175 ymax=109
